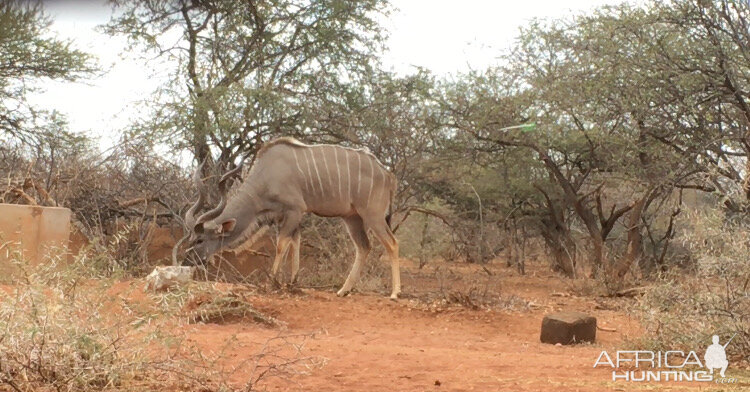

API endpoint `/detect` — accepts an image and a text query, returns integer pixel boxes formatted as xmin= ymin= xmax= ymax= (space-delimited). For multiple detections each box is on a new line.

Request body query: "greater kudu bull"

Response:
xmin=175 ymin=137 xmax=401 ymax=299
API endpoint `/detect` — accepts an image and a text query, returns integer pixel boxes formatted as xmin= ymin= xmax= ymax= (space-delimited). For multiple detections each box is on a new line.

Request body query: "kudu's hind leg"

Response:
xmin=337 ymin=215 xmax=371 ymax=297
xmin=368 ymin=217 xmax=401 ymax=300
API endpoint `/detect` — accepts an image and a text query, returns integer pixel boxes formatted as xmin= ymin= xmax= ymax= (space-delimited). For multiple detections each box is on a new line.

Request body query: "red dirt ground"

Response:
xmin=2 ymin=229 xmax=741 ymax=390
xmin=167 ymin=260 xmax=744 ymax=391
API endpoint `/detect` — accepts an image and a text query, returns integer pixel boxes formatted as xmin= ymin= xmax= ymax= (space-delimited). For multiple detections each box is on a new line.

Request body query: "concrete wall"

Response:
xmin=0 ymin=204 xmax=71 ymax=272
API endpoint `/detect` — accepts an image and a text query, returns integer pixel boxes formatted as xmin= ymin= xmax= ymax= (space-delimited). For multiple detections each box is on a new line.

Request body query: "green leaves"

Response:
xmin=0 ymin=1 xmax=96 ymax=146
xmin=0 ymin=2 xmax=95 ymax=80
xmin=436 ymin=0 xmax=750 ymax=275
xmin=106 ymin=0 xmax=390 ymax=162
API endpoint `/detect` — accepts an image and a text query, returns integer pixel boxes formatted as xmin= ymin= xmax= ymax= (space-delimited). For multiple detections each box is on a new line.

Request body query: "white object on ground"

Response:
xmin=144 ymin=266 xmax=196 ymax=291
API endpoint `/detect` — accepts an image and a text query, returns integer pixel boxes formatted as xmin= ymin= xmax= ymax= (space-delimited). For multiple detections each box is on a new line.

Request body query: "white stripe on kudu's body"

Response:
xmin=334 ymin=147 xmax=342 ymax=199
xmin=292 ymin=150 xmax=310 ymax=194
xmin=320 ymin=147 xmax=332 ymax=191
xmin=186 ymin=137 xmax=401 ymax=299
xmin=356 ymin=153 xmax=362 ymax=196
xmin=309 ymin=148 xmax=325 ymax=196
xmin=345 ymin=149 xmax=351 ymax=201
xmin=379 ymin=165 xmax=387 ymax=203
xmin=302 ymin=149 xmax=316 ymax=196
xmin=366 ymin=155 xmax=375 ymax=207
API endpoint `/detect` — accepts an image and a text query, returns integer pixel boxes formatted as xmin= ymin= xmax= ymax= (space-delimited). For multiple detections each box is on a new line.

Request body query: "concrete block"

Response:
xmin=0 ymin=203 xmax=71 ymax=272
xmin=540 ymin=311 xmax=596 ymax=345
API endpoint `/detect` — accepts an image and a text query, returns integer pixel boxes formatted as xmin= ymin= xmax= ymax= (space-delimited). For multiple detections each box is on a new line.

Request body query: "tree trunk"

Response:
xmin=614 ymin=189 xmax=657 ymax=278
xmin=541 ymin=220 xmax=577 ymax=277
xmin=537 ymin=151 xmax=605 ymax=274
xmin=615 ymin=199 xmax=646 ymax=279
xmin=537 ymin=192 xmax=577 ymax=277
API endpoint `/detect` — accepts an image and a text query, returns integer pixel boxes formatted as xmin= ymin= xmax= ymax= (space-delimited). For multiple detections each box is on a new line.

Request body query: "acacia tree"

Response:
xmin=645 ymin=0 xmax=750 ymax=207
xmin=0 ymin=1 xmax=95 ymax=148
xmin=106 ymin=0 xmax=389 ymax=171
xmin=0 ymin=1 xmax=100 ymax=217
xmin=443 ymin=0 xmax=749 ymax=281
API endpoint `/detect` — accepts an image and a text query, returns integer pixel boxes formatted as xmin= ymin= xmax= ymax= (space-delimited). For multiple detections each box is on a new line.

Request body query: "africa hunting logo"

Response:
xmin=593 ymin=334 xmax=737 ymax=383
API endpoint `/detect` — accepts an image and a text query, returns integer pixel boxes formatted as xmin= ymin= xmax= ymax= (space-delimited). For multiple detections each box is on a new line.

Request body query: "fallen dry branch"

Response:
xmin=243 ymin=333 xmax=326 ymax=391
xmin=8 ymin=187 xmax=36 ymax=205
xmin=613 ymin=286 xmax=648 ymax=298
xmin=0 ymin=177 xmax=59 ymax=207
xmin=184 ymin=291 xmax=282 ymax=327
xmin=117 ymin=197 xmax=155 ymax=209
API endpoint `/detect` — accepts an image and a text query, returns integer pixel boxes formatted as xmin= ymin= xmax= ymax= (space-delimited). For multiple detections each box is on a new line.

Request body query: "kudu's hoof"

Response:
xmin=336 ymin=289 xmax=351 ymax=297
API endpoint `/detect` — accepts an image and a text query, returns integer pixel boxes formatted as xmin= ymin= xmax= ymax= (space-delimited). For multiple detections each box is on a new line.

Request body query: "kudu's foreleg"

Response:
xmin=271 ymin=211 xmax=302 ymax=281
xmin=271 ymin=237 xmax=292 ymax=278
xmin=290 ymin=230 xmax=301 ymax=284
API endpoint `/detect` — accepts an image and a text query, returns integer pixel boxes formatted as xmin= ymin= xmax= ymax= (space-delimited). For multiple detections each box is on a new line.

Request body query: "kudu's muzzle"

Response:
xmin=181 ymin=246 xmax=208 ymax=267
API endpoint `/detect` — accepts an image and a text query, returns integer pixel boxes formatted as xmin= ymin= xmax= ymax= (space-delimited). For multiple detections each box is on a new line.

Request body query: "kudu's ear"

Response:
xmin=220 ymin=219 xmax=236 ymax=234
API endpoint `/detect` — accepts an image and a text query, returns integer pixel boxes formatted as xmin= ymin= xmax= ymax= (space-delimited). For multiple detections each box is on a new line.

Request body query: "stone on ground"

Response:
xmin=540 ymin=311 xmax=596 ymax=345
xmin=144 ymin=266 xmax=195 ymax=291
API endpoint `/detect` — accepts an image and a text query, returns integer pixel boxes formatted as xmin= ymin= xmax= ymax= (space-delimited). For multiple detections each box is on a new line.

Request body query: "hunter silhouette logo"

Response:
xmin=593 ymin=334 xmax=737 ymax=383
xmin=704 ymin=334 xmax=733 ymax=378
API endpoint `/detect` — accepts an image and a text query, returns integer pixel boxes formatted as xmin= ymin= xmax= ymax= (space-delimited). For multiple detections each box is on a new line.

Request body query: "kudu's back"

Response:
xmin=251 ymin=138 xmax=396 ymax=218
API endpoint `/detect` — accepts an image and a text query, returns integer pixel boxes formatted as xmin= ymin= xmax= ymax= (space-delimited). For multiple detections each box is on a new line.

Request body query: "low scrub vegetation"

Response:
xmin=632 ymin=207 xmax=749 ymax=362
xmin=0 ymin=246 xmax=317 ymax=391
xmin=0 ymin=255 xmax=182 ymax=390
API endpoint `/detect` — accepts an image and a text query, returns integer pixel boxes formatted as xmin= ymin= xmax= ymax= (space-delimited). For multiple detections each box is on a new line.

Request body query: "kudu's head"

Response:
xmin=173 ymin=159 xmax=244 ymax=266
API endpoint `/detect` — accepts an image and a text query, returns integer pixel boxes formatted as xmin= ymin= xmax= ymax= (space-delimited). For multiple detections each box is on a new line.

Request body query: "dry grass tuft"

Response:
xmin=0 ymin=253 xmax=188 ymax=391
xmin=0 ymin=243 xmax=317 ymax=391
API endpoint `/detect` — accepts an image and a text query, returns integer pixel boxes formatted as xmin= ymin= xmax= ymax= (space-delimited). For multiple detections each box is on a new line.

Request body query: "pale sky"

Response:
xmin=31 ymin=0 xmax=623 ymax=148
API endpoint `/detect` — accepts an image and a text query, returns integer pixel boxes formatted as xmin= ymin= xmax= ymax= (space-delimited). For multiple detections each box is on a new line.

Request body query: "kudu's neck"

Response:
xmin=214 ymin=179 xmax=268 ymax=250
